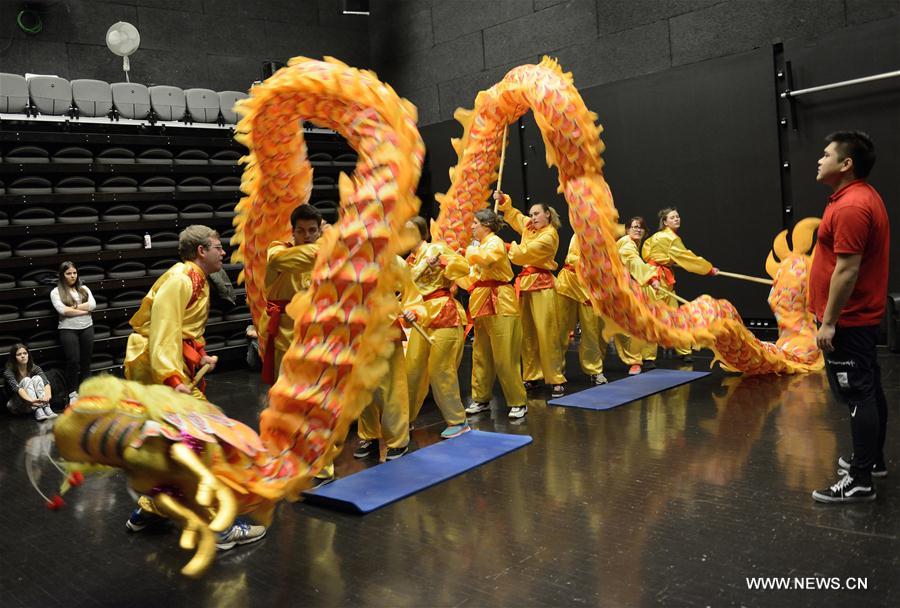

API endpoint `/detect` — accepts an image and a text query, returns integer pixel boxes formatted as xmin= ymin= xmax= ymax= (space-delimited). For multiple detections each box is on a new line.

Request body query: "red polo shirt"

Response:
xmin=808 ymin=180 xmax=890 ymax=327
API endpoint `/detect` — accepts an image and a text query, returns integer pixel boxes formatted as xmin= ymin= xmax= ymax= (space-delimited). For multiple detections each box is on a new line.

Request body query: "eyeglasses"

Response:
xmin=203 ymin=244 xmax=226 ymax=252
xmin=629 ymin=226 xmax=645 ymax=231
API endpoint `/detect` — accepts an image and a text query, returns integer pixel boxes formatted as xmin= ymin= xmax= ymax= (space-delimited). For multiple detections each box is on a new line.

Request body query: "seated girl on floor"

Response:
xmin=3 ymin=343 xmax=57 ymax=421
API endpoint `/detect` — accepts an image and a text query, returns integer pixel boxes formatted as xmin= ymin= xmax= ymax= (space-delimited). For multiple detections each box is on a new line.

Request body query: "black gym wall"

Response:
xmin=0 ymin=0 xmax=369 ymax=92
xmin=402 ymin=2 xmax=900 ymax=318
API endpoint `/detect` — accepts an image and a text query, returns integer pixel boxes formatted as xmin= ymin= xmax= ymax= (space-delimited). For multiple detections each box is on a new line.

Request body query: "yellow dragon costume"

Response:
xmin=52 ymin=56 xmax=820 ymax=578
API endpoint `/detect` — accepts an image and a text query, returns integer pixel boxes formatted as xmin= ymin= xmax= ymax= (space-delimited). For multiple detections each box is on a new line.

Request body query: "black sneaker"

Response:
xmin=643 ymin=360 xmax=657 ymax=371
xmin=385 ymin=445 xmax=408 ymax=460
xmin=309 ymin=474 xmax=337 ymax=489
xmin=551 ymin=384 xmax=566 ymax=398
xmin=125 ymin=507 xmax=167 ymax=532
xmin=812 ymin=474 xmax=876 ymax=503
xmin=680 ymin=354 xmax=693 ymax=363
xmin=838 ymin=455 xmax=887 ymax=478
xmin=523 ymin=380 xmax=542 ymax=391
xmin=353 ymin=439 xmax=378 ymax=459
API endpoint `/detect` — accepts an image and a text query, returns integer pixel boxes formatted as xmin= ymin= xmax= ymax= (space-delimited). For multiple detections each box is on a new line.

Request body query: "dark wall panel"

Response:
xmin=784 ymin=17 xmax=900 ymax=292
xmin=522 ymin=47 xmax=783 ymax=318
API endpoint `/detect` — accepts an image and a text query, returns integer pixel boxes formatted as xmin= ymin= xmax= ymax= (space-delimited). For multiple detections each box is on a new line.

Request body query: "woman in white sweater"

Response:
xmin=49 ymin=261 xmax=96 ymax=403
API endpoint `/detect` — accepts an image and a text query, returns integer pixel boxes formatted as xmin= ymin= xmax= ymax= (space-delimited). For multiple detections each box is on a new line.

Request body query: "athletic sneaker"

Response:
xmin=523 ymin=380 xmax=542 ymax=391
xmin=681 ymin=354 xmax=693 ymax=363
xmin=353 ymin=439 xmax=378 ymax=459
xmin=68 ymin=391 xmax=79 ymax=405
xmin=440 ymin=423 xmax=471 ymax=439
xmin=812 ymin=474 xmax=876 ymax=504
xmin=465 ymin=401 xmax=490 ymax=415
xmin=216 ymin=521 xmax=267 ymax=551
xmin=508 ymin=406 xmax=527 ymax=419
xmin=591 ymin=374 xmax=608 ymax=385
xmin=643 ymin=361 xmax=657 ymax=370
xmin=385 ymin=446 xmax=408 ymax=460
xmin=628 ymin=364 xmax=642 ymax=376
xmin=126 ymin=507 xmax=167 ymax=532
xmin=43 ymin=406 xmax=58 ymax=419
xmin=34 ymin=407 xmax=48 ymax=421
xmin=309 ymin=474 xmax=337 ymax=489
xmin=838 ymin=455 xmax=887 ymax=478
xmin=551 ymin=384 xmax=566 ymax=398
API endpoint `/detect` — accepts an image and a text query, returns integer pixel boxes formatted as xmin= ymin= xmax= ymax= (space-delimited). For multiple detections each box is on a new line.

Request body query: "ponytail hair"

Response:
xmin=532 ymin=203 xmax=561 ymax=229
xmin=474 ymin=208 xmax=504 ymax=234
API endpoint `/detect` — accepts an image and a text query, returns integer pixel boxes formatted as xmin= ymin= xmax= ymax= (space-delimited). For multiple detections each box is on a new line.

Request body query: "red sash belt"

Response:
xmin=465 ymin=280 xmax=511 ymax=334
xmin=515 ymin=266 xmax=553 ymax=299
xmin=163 ymin=338 xmax=209 ymax=394
xmin=262 ymin=299 xmax=290 ymax=385
xmin=563 ymin=263 xmax=576 ymax=273
xmin=648 ymin=260 xmax=675 ymax=287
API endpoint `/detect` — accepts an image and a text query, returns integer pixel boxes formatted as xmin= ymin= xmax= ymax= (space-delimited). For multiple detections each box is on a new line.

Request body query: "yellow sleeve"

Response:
xmin=508 ymin=229 xmax=558 ymax=266
xmin=440 ymin=247 xmax=470 ymax=281
xmin=267 ymin=242 xmax=318 ymax=273
xmin=501 ymin=205 xmax=528 ymax=235
xmin=669 ymin=235 xmax=713 ymax=275
xmin=564 ymin=236 xmax=580 ymax=266
xmin=396 ymin=261 xmax=427 ymax=321
xmin=619 ymin=238 xmax=659 ymax=286
xmin=148 ymin=272 xmax=191 ymax=386
xmin=466 ymin=238 xmax=506 ymax=266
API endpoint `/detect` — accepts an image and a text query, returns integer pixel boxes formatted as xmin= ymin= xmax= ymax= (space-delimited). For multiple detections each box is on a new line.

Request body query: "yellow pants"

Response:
xmin=358 ymin=341 xmax=410 ymax=449
xmin=556 ymin=293 xmax=605 ymax=376
xmin=520 ymin=288 xmax=566 ymax=384
xmin=471 ymin=315 xmax=527 ymax=408
xmin=124 ymin=334 xmax=205 ymax=400
xmin=662 ymin=289 xmax=691 ymax=356
xmin=407 ymin=326 xmax=466 ymax=426
xmin=613 ymin=334 xmax=658 ymax=365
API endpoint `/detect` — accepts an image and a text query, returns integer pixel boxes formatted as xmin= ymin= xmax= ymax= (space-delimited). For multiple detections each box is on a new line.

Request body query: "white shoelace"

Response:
xmin=830 ymin=474 xmax=855 ymax=493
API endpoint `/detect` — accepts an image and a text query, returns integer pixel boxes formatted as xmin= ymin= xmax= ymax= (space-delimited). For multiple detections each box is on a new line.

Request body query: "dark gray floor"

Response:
xmin=1 ymin=346 xmax=898 ymax=607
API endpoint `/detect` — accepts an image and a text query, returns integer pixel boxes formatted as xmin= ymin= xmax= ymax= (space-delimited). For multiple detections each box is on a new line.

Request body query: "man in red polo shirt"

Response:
xmin=808 ymin=131 xmax=889 ymax=504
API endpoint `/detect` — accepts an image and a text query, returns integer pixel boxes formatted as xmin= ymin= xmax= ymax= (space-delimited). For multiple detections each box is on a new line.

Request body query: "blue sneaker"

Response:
xmin=125 ymin=507 xmax=167 ymax=532
xmin=216 ymin=521 xmax=267 ymax=551
xmin=440 ymin=423 xmax=471 ymax=439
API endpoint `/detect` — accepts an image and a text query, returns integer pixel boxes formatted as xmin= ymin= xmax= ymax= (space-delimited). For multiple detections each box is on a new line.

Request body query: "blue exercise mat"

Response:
xmin=548 ymin=368 xmax=710 ymax=410
xmin=303 ymin=430 xmax=532 ymax=514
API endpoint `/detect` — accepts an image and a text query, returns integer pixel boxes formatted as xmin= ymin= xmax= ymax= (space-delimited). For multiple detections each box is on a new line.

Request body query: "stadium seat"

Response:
xmin=111 ymin=82 xmax=151 ymax=119
xmin=149 ymin=85 xmax=186 ymax=121
xmin=0 ymin=73 xmax=29 ymax=113
xmin=28 ymin=76 xmax=71 ymax=115
xmin=71 ymin=79 xmax=112 ymax=117
xmin=184 ymin=88 xmax=220 ymax=122
xmin=217 ymin=90 xmax=248 ymax=124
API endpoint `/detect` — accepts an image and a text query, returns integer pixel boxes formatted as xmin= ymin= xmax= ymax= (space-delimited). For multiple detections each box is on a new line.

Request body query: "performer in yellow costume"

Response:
xmin=495 ymin=191 xmax=567 ymax=397
xmin=124 ymin=225 xmax=223 ymax=399
xmin=258 ymin=204 xmax=322 ymax=385
xmin=642 ymin=207 xmax=719 ymax=361
xmin=556 ymin=234 xmax=608 ymax=385
xmin=403 ymin=217 xmax=472 ymax=439
xmin=614 ymin=217 xmax=663 ymax=375
xmin=462 ymin=208 xmax=528 ymax=419
xmin=354 ymin=256 xmax=427 ymax=460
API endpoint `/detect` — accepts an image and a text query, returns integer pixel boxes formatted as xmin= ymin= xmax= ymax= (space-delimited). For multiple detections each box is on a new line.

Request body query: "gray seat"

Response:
xmin=77 ymin=265 xmax=105 ymax=282
xmin=15 ymin=238 xmax=59 ymax=256
xmin=52 ymin=146 xmax=93 ymax=164
xmin=139 ymin=176 xmax=176 ymax=192
xmin=309 ymin=152 xmax=332 ymax=165
xmin=107 ymin=262 xmax=146 ymax=279
xmin=148 ymin=259 xmax=177 ymax=277
xmin=102 ymin=204 xmax=141 ymax=222
xmin=219 ymin=229 xmax=234 ymax=247
xmin=17 ymin=269 xmax=56 ymax=286
xmin=7 ymin=176 xmax=52 ymax=194
xmin=5 ymin=146 xmax=49 ymax=163
xmin=93 ymin=324 xmax=111 ymax=339
xmin=149 ymin=231 xmax=179 ymax=248
xmin=333 ymin=153 xmax=357 ymax=166
xmin=210 ymin=149 xmax=240 ymax=165
xmin=205 ymin=336 xmax=226 ymax=351
xmin=98 ymin=176 xmax=138 ymax=193
xmin=185 ymin=88 xmax=220 ymax=122
xmin=97 ymin=147 xmax=135 ymax=164
xmin=215 ymin=202 xmax=236 ymax=218
xmin=314 ymin=200 xmax=338 ymax=224
xmin=226 ymin=330 xmax=248 ymax=346
xmin=142 ymin=204 xmax=178 ymax=221
xmin=212 ymin=176 xmax=240 ymax=192
xmin=179 ymin=203 xmax=214 ymax=219
xmin=60 ymin=235 xmax=102 ymax=253
xmin=0 ymin=73 xmax=29 ymax=113
xmin=29 ymin=330 xmax=59 ymax=346
xmin=23 ymin=301 xmax=54 ymax=319
xmin=0 ymin=304 xmax=20 ymax=321
xmin=104 ymin=234 xmax=144 ymax=251
xmin=0 ymin=335 xmax=22 ymax=350
xmin=0 ymin=273 xmax=15 ymax=289
xmin=113 ymin=321 xmax=133 ymax=336
xmin=90 ymin=353 xmax=115 ymax=371
xmin=207 ymin=308 xmax=224 ymax=323
xmin=111 ymin=82 xmax=151 ymax=119
xmin=176 ymin=176 xmax=211 ymax=192
xmin=54 ymin=176 xmax=96 ymax=194
xmin=71 ymin=79 xmax=112 ymax=117
xmin=136 ymin=148 xmax=173 ymax=164
xmin=0 ymin=242 xmax=10 ymax=259
xmin=149 ymin=85 xmax=186 ymax=121
xmin=0 ymin=210 xmax=6 ymax=226
xmin=313 ymin=176 xmax=336 ymax=189
xmin=217 ymin=90 xmax=248 ymax=124
xmin=92 ymin=294 xmax=109 ymax=309
xmin=111 ymin=290 xmax=145 ymax=308
xmin=12 ymin=207 xmax=55 ymax=225
xmin=58 ymin=205 xmax=99 ymax=223
xmin=224 ymin=305 xmax=250 ymax=321
xmin=174 ymin=149 xmax=209 ymax=165
xmin=28 ymin=76 xmax=71 ymax=115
